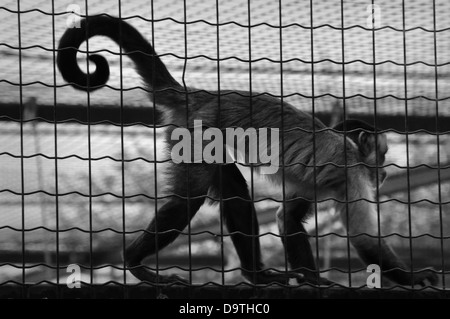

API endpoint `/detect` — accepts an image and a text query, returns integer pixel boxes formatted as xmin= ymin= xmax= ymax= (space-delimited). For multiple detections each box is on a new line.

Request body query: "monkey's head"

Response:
xmin=333 ymin=119 xmax=388 ymax=187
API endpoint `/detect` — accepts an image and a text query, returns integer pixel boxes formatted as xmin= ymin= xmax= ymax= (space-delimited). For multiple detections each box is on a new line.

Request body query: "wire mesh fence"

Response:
xmin=0 ymin=0 xmax=449 ymax=298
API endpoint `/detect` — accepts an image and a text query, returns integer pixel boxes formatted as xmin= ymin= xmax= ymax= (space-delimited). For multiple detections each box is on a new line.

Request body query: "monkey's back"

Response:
xmin=164 ymin=90 xmax=362 ymax=190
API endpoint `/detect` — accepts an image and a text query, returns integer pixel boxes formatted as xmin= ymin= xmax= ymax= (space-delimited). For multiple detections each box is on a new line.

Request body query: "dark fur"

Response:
xmin=57 ymin=16 xmax=437 ymax=286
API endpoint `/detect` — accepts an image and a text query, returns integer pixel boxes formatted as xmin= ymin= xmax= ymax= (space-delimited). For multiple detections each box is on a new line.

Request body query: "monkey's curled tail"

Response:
xmin=57 ymin=15 xmax=184 ymax=105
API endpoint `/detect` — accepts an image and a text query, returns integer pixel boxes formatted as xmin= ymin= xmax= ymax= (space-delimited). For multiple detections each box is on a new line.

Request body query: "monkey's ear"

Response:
xmin=358 ymin=131 xmax=374 ymax=157
xmin=358 ymin=132 xmax=388 ymax=157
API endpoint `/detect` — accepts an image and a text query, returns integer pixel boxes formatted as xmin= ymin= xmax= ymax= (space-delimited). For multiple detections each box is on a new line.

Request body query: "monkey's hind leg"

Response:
xmin=215 ymin=164 xmax=303 ymax=284
xmin=276 ymin=198 xmax=334 ymax=286
xmin=125 ymin=164 xmax=212 ymax=283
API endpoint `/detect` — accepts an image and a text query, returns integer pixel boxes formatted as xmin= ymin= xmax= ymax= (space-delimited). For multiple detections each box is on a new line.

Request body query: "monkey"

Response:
xmin=57 ymin=16 xmax=438 ymax=286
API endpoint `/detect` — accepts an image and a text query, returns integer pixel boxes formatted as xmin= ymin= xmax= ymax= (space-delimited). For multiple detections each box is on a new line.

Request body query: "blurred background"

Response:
xmin=0 ymin=0 xmax=449 ymax=287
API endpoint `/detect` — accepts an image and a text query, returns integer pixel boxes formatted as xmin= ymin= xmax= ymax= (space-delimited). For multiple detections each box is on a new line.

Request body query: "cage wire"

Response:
xmin=0 ymin=0 xmax=450 ymax=298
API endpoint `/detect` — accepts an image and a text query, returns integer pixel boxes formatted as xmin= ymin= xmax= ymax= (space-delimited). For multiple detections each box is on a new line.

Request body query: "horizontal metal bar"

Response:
xmin=1 ymin=103 xmax=450 ymax=133
xmin=0 ymin=282 xmax=446 ymax=299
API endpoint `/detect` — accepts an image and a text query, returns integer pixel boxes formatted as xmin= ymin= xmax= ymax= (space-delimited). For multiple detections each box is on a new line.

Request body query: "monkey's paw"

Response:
xmin=301 ymin=275 xmax=335 ymax=286
xmin=243 ymin=269 xmax=304 ymax=285
xmin=412 ymin=269 xmax=439 ymax=288
xmin=129 ymin=265 xmax=189 ymax=284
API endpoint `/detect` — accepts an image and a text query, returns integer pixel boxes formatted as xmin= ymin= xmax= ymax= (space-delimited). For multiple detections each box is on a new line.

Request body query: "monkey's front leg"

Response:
xmin=276 ymin=199 xmax=334 ymax=286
